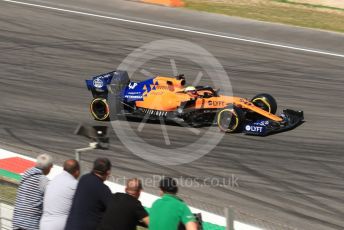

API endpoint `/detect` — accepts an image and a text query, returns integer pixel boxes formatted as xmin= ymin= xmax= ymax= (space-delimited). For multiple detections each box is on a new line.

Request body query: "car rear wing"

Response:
xmin=85 ymin=70 xmax=130 ymax=98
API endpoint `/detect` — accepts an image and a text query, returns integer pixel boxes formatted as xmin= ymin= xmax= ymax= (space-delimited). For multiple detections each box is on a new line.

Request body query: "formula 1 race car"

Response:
xmin=86 ymin=70 xmax=304 ymax=136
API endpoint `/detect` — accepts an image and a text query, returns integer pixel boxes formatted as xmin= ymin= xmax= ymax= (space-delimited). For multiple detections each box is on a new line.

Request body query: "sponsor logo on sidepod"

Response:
xmin=125 ymin=95 xmax=143 ymax=99
xmin=128 ymin=82 xmax=138 ymax=89
xmin=208 ymin=101 xmax=225 ymax=106
xmin=245 ymin=125 xmax=263 ymax=132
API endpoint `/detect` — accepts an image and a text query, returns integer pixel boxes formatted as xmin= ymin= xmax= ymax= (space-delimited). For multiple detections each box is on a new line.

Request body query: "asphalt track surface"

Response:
xmin=1 ymin=0 xmax=344 ymax=229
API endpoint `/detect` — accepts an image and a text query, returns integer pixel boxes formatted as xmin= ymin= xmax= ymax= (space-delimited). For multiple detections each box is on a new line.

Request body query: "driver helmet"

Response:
xmin=184 ymin=86 xmax=197 ymax=95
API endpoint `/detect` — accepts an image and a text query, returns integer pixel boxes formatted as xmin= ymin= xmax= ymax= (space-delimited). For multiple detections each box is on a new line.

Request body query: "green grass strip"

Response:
xmin=184 ymin=0 xmax=344 ymax=33
xmin=273 ymin=0 xmax=344 ymax=11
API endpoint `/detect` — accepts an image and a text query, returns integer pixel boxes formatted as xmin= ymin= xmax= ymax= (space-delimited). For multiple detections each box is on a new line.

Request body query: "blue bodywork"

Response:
xmin=243 ymin=110 xmax=303 ymax=136
xmin=85 ymin=70 xmax=158 ymax=102
xmin=86 ymin=71 xmax=114 ymax=92
xmin=243 ymin=120 xmax=269 ymax=135
xmin=123 ymin=79 xmax=158 ymax=102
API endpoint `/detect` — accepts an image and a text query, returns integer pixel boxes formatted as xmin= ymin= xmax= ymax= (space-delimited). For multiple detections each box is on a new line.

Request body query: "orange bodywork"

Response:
xmin=135 ymin=76 xmax=283 ymax=122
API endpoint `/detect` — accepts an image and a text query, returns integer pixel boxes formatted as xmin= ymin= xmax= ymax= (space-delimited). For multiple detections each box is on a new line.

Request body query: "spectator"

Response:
xmin=39 ymin=159 xmax=80 ymax=230
xmin=12 ymin=154 xmax=54 ymax=230
xmin=149 ymin=177 xmax=198 ymax=230
xmin=97 ymin=178 xmax=149 ymax=230
xmin=65 ymin=158 xmax=112 ymax=230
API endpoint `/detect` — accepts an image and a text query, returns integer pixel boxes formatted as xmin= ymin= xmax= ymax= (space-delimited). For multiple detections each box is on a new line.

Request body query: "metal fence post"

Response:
xmin=225 ymin=207 xmax=235 ymax=230
xmin=74 ymin=143 xmax=97 ymax=175
xmin=0 ymin=203 xmax=2 ymax=230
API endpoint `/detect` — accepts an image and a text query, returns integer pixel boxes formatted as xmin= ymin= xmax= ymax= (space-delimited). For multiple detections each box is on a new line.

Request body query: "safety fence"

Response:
xmin=180 ymin=194 xmax=298 ymax=230
xmin=0 ymin=203 xmax=13 ymax=230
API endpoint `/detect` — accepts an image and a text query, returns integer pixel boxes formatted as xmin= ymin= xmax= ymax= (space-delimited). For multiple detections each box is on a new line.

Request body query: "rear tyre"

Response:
xmin=251 ymin=93 xmax=277 ymax=114
xmin=90 ymin=98 xmax=110 ymax=121
xmin=217 ymin=106 xmax=244 ymax=133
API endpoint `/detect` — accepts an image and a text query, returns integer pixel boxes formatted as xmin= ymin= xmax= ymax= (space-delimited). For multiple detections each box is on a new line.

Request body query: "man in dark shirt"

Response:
xmin=97 ymin=178 xmax=149 ymax=230
xmin=65 ymin=158 xmax=112 ymax=230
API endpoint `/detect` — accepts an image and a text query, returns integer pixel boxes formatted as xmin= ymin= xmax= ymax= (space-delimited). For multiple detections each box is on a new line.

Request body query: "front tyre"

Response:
xmin=251 ymin=93 xmax=277 ymax=114
xmin=90 ymin=98 xmax=110 ymax=121
xmin=217 ymin=106 xmax=244 ymax=133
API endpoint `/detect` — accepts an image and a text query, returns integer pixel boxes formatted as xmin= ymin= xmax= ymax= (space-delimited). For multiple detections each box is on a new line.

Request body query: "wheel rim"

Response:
xmin=217 ymin=109 xmax=239 ymax=132
xmin=90 ymin=98 xmax=110 ymax=120
xmin=252 ymin=98 xmax=271 ymax=113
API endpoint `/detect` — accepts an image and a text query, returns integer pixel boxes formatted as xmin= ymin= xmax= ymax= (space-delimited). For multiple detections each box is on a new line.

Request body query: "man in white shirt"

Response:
xmin=40 ymin=159 xmax=80 ymax=230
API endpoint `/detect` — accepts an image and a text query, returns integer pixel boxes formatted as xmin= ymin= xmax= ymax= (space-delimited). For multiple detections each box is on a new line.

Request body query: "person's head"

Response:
xmin=92 ymin=157 xmax=111 ymax=181
xmin=125 ymin=178 xmax=143 ymax=199
xmin=184 ymin=86 xmax=198 ymax=97
xmin=63 ymin=159 xmax=80 ymax=179
xmin=36 ymin=154 xmax=53 ymax=175
xmin=159 ymin=177 xmax=178 ymax=195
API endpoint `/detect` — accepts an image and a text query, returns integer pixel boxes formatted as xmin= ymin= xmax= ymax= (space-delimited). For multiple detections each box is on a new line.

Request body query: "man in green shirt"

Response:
xmin=149 ymin=177 xmax=198 ymax=230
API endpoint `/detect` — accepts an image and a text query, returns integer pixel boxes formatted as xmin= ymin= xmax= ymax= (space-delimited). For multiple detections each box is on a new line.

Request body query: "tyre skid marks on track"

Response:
xmin=1 ymin=0 xmax=344 ymax=58
xmin=179 ymin=141 xmax=344 ymax=227
xmin=184 ymin=162 xmax=344 ymax=229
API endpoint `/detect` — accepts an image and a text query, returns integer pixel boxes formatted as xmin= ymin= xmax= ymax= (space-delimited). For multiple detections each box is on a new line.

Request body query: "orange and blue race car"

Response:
xmin=86 ymin=70 xmax=304 ymax=136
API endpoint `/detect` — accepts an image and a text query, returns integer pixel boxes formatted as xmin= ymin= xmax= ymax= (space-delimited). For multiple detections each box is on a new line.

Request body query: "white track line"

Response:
xmin=2 ymin=0 xmax=344 ymax=58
